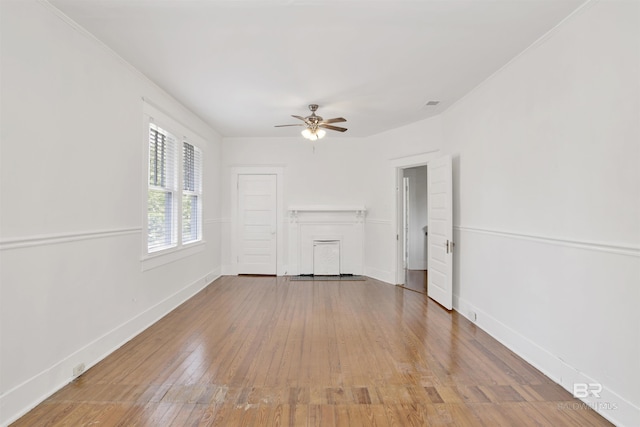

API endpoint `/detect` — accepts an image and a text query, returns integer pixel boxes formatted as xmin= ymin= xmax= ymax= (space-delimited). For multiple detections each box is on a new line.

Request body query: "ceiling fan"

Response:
xmin=275 ymin=104 xmax=347 ymax=140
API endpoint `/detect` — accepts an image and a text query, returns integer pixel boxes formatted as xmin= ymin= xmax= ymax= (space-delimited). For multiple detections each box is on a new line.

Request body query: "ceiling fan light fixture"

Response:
xmin=301 ymin=128 xmax=326 ymax=141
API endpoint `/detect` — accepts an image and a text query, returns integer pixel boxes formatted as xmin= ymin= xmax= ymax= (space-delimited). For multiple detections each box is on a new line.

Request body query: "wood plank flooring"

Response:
xmin=401 ymin=269 xmax=427 ymax=294
xmin=12 ymin=275 xmax=612 ymax=426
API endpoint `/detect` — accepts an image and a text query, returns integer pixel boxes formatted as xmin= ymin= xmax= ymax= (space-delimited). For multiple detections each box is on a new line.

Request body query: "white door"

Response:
xmin=237 ymin=174 xmax=277 ymax=274
xmin=427 ymin=155 xmax=453 ymax=310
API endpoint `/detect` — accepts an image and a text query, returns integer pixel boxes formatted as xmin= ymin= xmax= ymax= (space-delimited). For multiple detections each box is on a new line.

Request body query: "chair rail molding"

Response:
xmin=454 ymin=225 xmax=640 ymax=258
xmin=0 ymin=227 xmax=141 ymax=251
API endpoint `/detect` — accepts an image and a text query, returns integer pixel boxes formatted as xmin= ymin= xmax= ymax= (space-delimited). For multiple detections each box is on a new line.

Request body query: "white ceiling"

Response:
xmin=48 ymin=0 xmax=586 ymax=138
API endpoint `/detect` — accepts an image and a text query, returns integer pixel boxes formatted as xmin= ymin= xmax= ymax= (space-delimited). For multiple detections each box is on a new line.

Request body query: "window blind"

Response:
xmin=182 ymin=142 xmax=202 ymax=243
xmin=148 ymin=124 xmax=178 ymax=251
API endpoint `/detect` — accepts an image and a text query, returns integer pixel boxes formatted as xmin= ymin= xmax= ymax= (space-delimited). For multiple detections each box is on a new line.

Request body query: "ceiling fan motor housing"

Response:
xmin=306 ymin=104 xmax=322 ymax=124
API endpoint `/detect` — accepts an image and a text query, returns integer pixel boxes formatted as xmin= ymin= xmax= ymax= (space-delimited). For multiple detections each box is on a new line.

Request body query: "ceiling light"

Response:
xmin=301 ymin=128 xmax=326 ymax=141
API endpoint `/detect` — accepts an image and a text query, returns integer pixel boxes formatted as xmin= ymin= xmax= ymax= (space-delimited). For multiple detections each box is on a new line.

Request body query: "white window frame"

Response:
xmin=142 ymin=103 xmax=205 ymax=270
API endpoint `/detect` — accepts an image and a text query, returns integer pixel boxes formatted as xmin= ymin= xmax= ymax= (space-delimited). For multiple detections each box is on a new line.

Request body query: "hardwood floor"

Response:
xmin=12 ymin=276 xmax=611 ymax=426
xmin=402 ymin=269 xmax=427 ymax=294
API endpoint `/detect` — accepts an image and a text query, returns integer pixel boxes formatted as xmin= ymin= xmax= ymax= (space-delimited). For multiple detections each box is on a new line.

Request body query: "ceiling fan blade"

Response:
xmin=274 ymin=124 xmax=304 ymax=127
xmin=322 ymin=117 xmax=347 ymax=124
xmin=319 ymin=124 xmax=348 ymax=132
xmin=291 ymin=115 xmax=307 ymax=122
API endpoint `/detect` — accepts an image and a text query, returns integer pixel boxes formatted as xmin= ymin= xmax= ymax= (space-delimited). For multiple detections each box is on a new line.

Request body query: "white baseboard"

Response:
xmin=221 ymin=265 xmax=293 ymax=277
xmin=1 ymin=268 xmax=221 ymax=427
xmin=453 ymin=294 xmax=639 ymax=427
xmin=364 ymin=266 xmax=395 ymax=284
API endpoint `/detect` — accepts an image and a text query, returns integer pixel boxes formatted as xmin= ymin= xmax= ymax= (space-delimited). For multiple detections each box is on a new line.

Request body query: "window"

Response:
xmin=148 ymin=124 xmax=178 ymax=252
xmin=182 ymin=141 xmax=202 ymax=244
xmin=146 ymin=122 xmax=202 ymax=254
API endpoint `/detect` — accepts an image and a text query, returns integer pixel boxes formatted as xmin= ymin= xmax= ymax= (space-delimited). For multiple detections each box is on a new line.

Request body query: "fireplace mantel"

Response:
xmin=288 ymin=205 xmax=366 ymax=213
xmin=287 ymin=206 xmax=366 ymax=275
xmin=288 ymin=205 xmax=366 ymax=223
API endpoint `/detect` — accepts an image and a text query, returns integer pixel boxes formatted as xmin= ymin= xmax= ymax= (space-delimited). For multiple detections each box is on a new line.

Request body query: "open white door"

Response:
xmin=237 ymin=174 xmax=277 ymax=274
xmin=427 ymin=155 xmax=453 ymax=310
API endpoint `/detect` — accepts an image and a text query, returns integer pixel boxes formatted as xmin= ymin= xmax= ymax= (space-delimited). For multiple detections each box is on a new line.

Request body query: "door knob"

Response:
xmin=445 ymin=240 xmax=455 ymax=253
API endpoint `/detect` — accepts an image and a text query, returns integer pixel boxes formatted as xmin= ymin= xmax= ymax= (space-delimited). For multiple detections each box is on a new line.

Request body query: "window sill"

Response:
xmin=141 ymin=240 xmax=206 ymax=271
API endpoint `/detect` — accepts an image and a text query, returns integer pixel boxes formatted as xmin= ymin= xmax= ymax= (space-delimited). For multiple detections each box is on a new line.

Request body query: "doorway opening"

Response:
xmin=400 ymin=165 xmax=428 ymax=294
xmin=393 ymin=152 xmax=453 ymax=310
xmin=392 ymin=151 xmax=438 ymax=289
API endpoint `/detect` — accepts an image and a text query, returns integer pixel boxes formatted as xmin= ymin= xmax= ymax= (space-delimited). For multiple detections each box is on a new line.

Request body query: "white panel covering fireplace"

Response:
xmin=313 ymin=240 xmax=340 ymax=275
xmin=288 ymin=206 xmax=366 ymax=276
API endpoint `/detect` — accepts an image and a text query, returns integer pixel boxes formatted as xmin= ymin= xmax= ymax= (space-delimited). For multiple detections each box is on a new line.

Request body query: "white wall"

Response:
xmin=0 ymin=2 xmax=222 ymax=425
xmin=440 ymin=1 xmax=640 ymax=425
xmin=221 ymin=136 xmax=371 ymax=275
xmin=220 ymin=117 xmax=445 ymax=283
xmin=363 ymin=116 xmax=444 ymax=283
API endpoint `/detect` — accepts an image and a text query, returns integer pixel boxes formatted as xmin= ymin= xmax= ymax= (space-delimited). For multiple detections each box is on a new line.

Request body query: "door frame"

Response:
xmin=391 ymin=151 xmax=439 ymax=285
xmin=230 ymin=166 xmax=285 ymax=276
